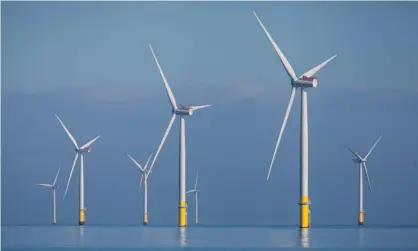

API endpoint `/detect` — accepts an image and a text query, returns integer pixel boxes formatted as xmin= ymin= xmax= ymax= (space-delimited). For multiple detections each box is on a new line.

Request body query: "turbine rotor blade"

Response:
xmin=253 ymin=11 xmax=298 ymax=81
xmin=140 ymin=174 xmax=144 ymax=188
xmin=53 ymin=167 xmax=61 ymax=186
xmin=80 ymin=135 xmax=100 ymax=150
xmin=344 ymin=146 xmax=363 ymax=161
xmin=144 ymin=152 xmax=154 ymax=171
xmin=63 ymin=153 xmax=79 ymax=199
xmin=126 ymin=153 xmax=145 ymax=172
xmin=149 ymin=44 xmax=178 ymax=109
xmin=364 ymin=135 xmax=382 ymax=160
xmin=267 ymin=87 xmax=296 ymax=180
xmin=36 ymin=184 xmax=53 ymax=188
xmin=186 ymin=189 xmax=195 ymax=194
xmin=191 ymin=105 xmax=211 ymax=111
xmin=148 ymin=114 xmax=177 ymax=174
xmin=299 ymin=54 xmax=338 ymax=78
xmin=55 ymin=114 xmax=79 ymax=149
xmin=194 ymin=169 xmax=199 ymax=190
xmin=362 ymin=162 xmax=372 ymax=193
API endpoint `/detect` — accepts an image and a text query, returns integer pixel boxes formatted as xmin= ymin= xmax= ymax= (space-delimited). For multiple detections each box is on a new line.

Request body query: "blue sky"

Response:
xmin=2 ymin=1 xmax=418 ymax=226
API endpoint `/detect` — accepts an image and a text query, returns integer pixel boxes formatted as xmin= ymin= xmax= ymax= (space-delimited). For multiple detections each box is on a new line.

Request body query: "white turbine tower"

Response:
xmin=55 ymin=114 xmax=100 ymax=226
xmin=36 ymin=167 xmax=61 ymax=224
xmin=186 ymin=169 xmax=200 ymax=224
xmin=253 ymin=11 xmax=337 ymax=228
xmin=126 ymin=152 xmax=153 ymax=225
xmin=147 ymin=44 xmax=210 ymax=227
xmin=345 ymin=135 xmax=382 ymax=226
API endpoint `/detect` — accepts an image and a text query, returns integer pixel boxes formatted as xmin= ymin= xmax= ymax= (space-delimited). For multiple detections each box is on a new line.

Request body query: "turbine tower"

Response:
xmin=148 ymin=44 xmax=210 ymax=227
xmin=253 ymin=11 xmax=337 ymax=228
xmin=345 ymin=135 xmax=382 ymax=225
xmin=36 ymin=167 xmax=61 ymax=224
xmin=126 ymin=152 xmax=153 ymax=225
xmin=55 ymin=114 xmax=100 ymax=226
xmin=186 ymin=169 xmax=200 ymax=224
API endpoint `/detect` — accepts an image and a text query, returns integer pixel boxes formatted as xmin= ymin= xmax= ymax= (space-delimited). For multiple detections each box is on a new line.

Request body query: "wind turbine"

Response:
xmin=55 ymin=114 xmax=100 ymax=226
xmin=253 ymin=11 xmax=337 ymax=228
xmin=126 ymin=152 xmax=153 ymax=225
xmin=36 ymin=167 xmax=61 ymax=224
xmin=186 ymin=169 xmax=200 ymax=224
xmin=345 ymin=135 xmax=382 ymax=225
xmin=147 ymin=44 xmax=211 ymax=227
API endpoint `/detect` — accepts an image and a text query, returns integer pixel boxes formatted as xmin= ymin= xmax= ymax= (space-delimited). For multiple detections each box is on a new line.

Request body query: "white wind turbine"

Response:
xmin=55 ymin=114 xmax=100 ymax=226
xmin=253 ymin=11 xmax=337 ymax=228
xmin=36 ymin=167 xmax=61 ymax=224
xmin=345 ymin=135 xmax=382 ymax=225
xmin=126 ymin=152 xmax=153 ymax=225
xmin=186 ymin=169 xmax=200 ymax=224
xmin=147 ymin=44 xmax=210 ymax=227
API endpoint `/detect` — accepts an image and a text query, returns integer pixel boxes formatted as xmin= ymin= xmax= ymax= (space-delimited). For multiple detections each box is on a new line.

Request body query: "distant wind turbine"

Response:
xmin=253 ymin=11 xmax=337 ymax=229
xmin=36 ymin=167 xmax=61 ymax=224
xmin=55 ymin=114 xmax=100 ymax=226
xmin=345 ymin=135 xmax=382 ymax=225
xmin=126 ymin=152 xmax=153 ymax=225
xmin=186 ymin=169 xmax=200 ymax=224
xmin=147 ymin=44 xmax=211 ymax=227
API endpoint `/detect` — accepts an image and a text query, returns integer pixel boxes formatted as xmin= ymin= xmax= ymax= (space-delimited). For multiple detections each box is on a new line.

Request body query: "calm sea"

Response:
xmin=2 ymin=225 xmax=418 ymax=250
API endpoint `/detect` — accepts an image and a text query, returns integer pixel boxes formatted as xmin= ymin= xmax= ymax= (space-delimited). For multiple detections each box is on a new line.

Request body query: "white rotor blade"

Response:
xmin=148 ymin=114 xmax=177 ymax=174
xmin=140 ymin=174 xmax=144 ymax=188
xmin=55 ymin=114 xmax=79 ymax=149
xmin=194 ymin=169 xmax=199 ymax=191
xmin=253 ymin=11 xmax=298 ymax=81
xmin=364 ymin=135 xmax=382 ymax=160
xmin=126 ymin=153 xmax=145 ymax=172
xmin=53 ymin=167 xmax=61 ymax=186
xmin=344 ymin=146 xmax=363 ymax=161
xmin=80 ymin=135 xmax=100 ymax=150
xmin=36 ymin=183 xmax=53 ymax=188
xmin=362 ymin=162 xmax=372 ymax=193
xmin=186 ymin=189 xmax=195 ymax=194
xmin=299 ymin=54 xmax=338 ymax=78
xmin=267 ymin=87 xmax=296 ymax=180
xmin=63 ymin=153 xmax=79 ymax=199
xmin=191 ymin=105 xmax=211 ymax=111
xmin=144 ymin=152 xmax=154 ymax=171
xmin=149 ymin=44 xmax=177 ymax=109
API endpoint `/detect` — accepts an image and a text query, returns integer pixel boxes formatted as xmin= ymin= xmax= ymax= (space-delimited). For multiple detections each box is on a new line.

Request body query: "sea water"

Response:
xmin=2 ymin=225 xmax=418 ymax=250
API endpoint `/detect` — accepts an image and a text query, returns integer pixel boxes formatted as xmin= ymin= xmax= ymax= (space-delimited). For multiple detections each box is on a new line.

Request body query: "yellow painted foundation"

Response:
xmin=358 ymin=211 xmax=364 ymax=225
xmin=79 ymin=209 xmax=85 ymax=225
xmin=300 ymin=196 xmax=309 ymax=228
xmin=144 ymin=213 xmax=148 ymax=225
xmin=179 ymin=201 xmax=187 ymax=227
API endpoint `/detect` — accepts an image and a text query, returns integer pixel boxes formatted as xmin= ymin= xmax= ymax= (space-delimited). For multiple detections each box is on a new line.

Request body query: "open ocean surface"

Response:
xmin=2 ymin=225 xmax=418 ymax=250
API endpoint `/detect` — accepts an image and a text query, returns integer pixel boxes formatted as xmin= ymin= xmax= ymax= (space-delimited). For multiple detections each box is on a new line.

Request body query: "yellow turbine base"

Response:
xmin=179 ymin=201 xmax=187 ymax=227
xmin=79 ymin=209 xmax=85 ymax=225
xmin=300 ymin=196 xmax=309 ymax=228
xmin=359 ymin=211 xmax=364 ymax=225
xmin=144 ymin=213 xmax=148 ymax=225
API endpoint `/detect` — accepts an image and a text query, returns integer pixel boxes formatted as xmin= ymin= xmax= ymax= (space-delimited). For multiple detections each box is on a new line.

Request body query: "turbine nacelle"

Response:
xmin=292 ymin=76 xmax=318 ymax=88
xmin=174 ymin=106 xmax=194 ymax=116
xmin=76 ymin=148 xmax=91 ymax=153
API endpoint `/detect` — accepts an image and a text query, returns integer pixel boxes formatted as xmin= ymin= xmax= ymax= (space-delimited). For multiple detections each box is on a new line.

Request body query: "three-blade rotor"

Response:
xmin=253 ymin=11 xmax=337 ymax=180
xmin=126 ymin=152 xmax=153 ymax=188
xmin=147 ymin=45 xmax=211 ymax=175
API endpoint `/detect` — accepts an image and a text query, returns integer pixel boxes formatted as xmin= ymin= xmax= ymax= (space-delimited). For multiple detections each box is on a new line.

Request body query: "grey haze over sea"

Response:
xmin=2 ymin=1 xmax=418 ymax=250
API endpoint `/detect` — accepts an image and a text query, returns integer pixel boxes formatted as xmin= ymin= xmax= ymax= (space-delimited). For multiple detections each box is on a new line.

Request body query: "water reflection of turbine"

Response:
xmin=179 ymin=227 xmax=187 ymax=247
xmin=359 ymin=227 xmax=365 ymax=248
xmin=299 ymin=228 xmax=309 ymax=248
xmin=79 ymin=226 xmax=85 ymax=245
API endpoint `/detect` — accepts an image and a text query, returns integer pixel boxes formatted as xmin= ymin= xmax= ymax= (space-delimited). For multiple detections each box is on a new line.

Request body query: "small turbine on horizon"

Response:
xmin=345 ymin=135 xmax=382 ymax=226
xmin=253 ymin=11 xmax=337 ymax=229
xmin=55 ymin=114 xmax=100 ymax=226
xmin=126 ymin=152 xmax=153 ymax=225
xmin=147 ymin=44 xmax=211 ymax=227
xmin=186 ymin=169 xmax=200 ymax=224
xmin=36 ymin=167 xmax=61 ymax=224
